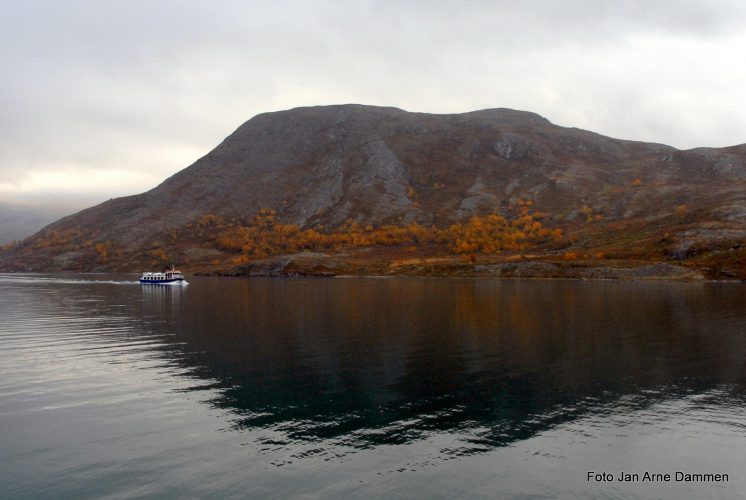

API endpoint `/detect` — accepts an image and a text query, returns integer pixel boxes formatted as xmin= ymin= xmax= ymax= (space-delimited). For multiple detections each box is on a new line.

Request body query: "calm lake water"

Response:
xmin=1 ymin=274 xmax=745 ymax=499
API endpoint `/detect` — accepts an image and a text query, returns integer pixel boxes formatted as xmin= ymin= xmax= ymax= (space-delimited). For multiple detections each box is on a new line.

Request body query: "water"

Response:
xmin=1 ymin=274 xmax=745 ymax=499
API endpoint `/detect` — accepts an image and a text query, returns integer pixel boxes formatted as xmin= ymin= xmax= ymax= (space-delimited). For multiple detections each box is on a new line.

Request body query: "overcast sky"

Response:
xmin=1 ymin=0 xmax=745 ymax=207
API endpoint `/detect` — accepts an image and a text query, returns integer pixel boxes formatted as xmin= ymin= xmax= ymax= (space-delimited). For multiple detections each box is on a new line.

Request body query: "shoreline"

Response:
xmin=195 ymin=253 xmax=714 ymax=282
xmin=0 ymin=269 xmax=740 ymax=283
xmin=2 ymin=252 xmax=739 ymax=282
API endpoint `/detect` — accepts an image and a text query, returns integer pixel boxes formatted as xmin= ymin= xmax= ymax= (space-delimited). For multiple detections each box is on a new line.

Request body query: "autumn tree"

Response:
xmin=207 ymin=205 xmax=564 ymax=261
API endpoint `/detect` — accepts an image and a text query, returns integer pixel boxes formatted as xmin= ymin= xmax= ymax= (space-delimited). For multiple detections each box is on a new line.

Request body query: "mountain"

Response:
xmin=2 ymin=104 xmax=746 ymax=277
xmin=0 ymin=202 xmax=77 ymax=244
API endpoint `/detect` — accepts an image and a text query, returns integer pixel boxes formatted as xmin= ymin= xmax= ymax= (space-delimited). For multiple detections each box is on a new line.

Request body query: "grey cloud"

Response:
xmin=0 ymin=0 xmax=744 ymax=204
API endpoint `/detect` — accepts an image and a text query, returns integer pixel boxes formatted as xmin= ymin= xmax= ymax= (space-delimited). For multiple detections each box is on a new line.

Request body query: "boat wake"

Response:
xmin=0 ymin=275 xmax=141 ymax=286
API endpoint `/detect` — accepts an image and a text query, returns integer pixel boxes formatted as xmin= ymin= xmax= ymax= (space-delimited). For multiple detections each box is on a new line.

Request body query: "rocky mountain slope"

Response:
xmin=2 ymin=105 xmax=746 ymax=277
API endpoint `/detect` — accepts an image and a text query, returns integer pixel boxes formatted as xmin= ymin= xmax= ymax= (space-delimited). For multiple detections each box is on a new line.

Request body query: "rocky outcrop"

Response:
xmin=473 ymin=262 xmax=704 ymax=280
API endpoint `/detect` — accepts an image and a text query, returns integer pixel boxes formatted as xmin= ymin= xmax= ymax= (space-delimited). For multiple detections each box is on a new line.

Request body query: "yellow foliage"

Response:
xmin=95 ymin=243 xmax=109 ymax=259
xmin=204 ymin=205 xmax=564 ymax=261
xmin=447 ymin=211 xmax=557 ymax=254
xmin=198 ymin=214 xmax=225 ymax=227
xmin=150 ymin=248 xmax=168 ymax=262
xmin=580 ymin=205 xmax=604 ymax=223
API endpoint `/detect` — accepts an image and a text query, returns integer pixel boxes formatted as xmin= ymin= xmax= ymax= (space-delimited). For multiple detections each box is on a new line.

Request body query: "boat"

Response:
xmin=139 ymin=266 xmax=188 ymax=285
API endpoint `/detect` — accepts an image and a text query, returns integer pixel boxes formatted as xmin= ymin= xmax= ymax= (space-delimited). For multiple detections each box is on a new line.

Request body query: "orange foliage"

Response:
xmin=447 ymin=212 xmax=560 ymax=254
xmin=95 ymin=242 xmax=110 ymax=262
xmin=31 ymin=229 xmax=82 ymax=250
xmin=209 ymin=205 xmax=563 ymax=261
xmin=150 ymin=248 xmax=168 ymax=262
xmin=197 ymin=214 xmax=225 ymax=227
xmin=580 ymin=205 xmax=604 ymax=223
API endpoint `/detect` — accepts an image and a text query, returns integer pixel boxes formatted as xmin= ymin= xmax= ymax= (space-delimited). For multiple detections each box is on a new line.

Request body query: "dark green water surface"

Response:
xmin=1 ymin=275 xmax=745 ymax=498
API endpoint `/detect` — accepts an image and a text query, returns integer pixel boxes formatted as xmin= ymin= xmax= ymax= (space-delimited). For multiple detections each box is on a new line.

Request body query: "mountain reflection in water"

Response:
xmin=2 ymin=275 xmax=745 ymax=498
xmin=147 ymin=280 xmax=746 ymax=455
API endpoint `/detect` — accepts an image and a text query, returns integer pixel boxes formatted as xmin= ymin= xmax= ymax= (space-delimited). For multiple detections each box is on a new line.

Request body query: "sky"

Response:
xmin=1 ymin=0 xmax=745 ymax=208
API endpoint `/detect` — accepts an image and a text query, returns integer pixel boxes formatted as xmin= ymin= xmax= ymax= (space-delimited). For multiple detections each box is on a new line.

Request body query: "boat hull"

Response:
xmin=139 ymin=278 xmax=187 ymax=285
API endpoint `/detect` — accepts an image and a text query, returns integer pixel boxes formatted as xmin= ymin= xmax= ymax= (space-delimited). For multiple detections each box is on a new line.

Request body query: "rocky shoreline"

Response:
xmin=197 ymin=252 xmax=708 ymax=281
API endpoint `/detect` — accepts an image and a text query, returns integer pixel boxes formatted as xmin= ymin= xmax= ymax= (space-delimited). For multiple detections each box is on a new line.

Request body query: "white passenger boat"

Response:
xmin=139 ymin=266 xmax=187 ymax=285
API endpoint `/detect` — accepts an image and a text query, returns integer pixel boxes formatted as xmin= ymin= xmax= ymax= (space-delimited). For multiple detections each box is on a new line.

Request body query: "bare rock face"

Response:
xmin=2 ymin=104 xmax=746 ymax=271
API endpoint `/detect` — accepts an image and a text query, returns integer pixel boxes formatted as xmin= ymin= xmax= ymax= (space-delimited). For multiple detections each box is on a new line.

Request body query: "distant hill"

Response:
xmin=2 ymin=104 xmax=746 ymax=277
xmin=0 ymin=203 xmax=75 ymax=244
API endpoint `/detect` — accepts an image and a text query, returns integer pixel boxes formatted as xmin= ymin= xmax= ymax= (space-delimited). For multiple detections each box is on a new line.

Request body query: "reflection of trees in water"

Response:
xmin=151 ymin=279 xmax=746 ymax=456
